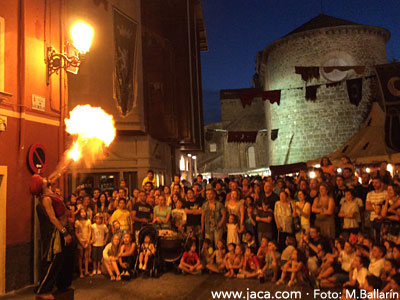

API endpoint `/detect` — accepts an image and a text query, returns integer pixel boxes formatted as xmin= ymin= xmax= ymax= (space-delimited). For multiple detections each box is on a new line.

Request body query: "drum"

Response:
xmin=158 ymin=229 xmax=183 ymax=262
xmin=158 ymin=229 xmax=177 ymax=239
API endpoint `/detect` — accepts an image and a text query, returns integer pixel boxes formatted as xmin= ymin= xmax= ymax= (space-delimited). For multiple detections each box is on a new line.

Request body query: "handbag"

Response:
xmin=290 ymin=202 xmax=301 ymax=233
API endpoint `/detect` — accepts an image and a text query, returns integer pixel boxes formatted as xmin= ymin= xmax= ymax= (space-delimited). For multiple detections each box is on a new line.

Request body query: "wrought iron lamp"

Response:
xmin=46 ymin=21 xmax=94 ymax=85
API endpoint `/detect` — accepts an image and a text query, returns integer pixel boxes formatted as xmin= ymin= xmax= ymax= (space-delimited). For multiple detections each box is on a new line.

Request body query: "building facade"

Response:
xmin=67 ymin=0 xmax=207 ymax=193
xmin=0 ymin=0 xmax=206 ymax=293
xmin=198 ymin=14 xmax=390 ymax=174
xmin=258 ymin=14 xmax=389 ymax=165
xmin=198 ymin=90 xmax=269 ymax=175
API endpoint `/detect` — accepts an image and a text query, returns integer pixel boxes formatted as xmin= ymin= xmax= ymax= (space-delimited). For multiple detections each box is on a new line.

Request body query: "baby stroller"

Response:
xmin=132 ymin=225 xmax=159 ymax=278
xmin=158 ymin=229 xmax=191 ymax=273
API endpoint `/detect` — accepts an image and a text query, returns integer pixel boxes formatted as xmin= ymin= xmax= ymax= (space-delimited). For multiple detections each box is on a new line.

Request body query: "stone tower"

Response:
xmin=256 ymin=14 xmax=390 ymax=165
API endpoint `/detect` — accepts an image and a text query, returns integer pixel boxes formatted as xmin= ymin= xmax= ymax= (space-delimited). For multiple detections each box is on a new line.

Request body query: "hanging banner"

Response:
xmin=113 ymin=8 xmax=138 ymax=117
xmin=375 ymin=63 xmax=400 ymax=151
xmin=305 ymin=85 xmax=319 ymax=101
xmin=295 ymin=66 xmax=320 ymax=82
xmin=227 ymin=131 xmax=258 ymax=143
xmin=238 ymin=89 xmax=281 ymax=108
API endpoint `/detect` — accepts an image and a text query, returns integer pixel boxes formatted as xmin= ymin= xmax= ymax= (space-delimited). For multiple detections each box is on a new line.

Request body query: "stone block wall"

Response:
xmin=267 ymin=79 xmax=376 ymax=164
xmin=260 ymin=25 xmax=389 ymax=165
xmin=221 ymin=96 xmax=266 ymax=125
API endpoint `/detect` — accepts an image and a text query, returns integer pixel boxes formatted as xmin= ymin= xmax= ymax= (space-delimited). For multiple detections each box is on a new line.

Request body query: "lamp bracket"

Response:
xmin=46 ymin=46 xmax=83 ymax=85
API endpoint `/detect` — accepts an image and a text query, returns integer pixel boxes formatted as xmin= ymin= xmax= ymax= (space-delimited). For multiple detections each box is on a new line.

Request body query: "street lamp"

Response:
xmin=46 ymin=21 xmax=94 ymax=85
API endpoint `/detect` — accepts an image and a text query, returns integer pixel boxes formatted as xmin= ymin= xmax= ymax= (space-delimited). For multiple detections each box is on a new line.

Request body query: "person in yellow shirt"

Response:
xmin=142 ymin=170 xmax=157 ymax=188
xmin=109 ymin=199 xmax=132 ymax=233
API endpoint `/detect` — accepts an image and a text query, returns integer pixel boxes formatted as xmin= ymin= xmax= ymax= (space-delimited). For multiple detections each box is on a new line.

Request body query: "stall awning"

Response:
xmin=270 ymin=162 xmax=308 ymax=176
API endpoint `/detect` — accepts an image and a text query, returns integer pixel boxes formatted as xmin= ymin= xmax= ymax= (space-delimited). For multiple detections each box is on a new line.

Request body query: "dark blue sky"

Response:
xmin=200 ymin=0 xmax=400 ymax=124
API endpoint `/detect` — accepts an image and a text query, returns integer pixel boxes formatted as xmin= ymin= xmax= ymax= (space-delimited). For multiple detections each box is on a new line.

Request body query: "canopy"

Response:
xmin=308 ymin=102 xmax=400 ymax=166
xmin=270 ymin=162 xmax=308 ymax=176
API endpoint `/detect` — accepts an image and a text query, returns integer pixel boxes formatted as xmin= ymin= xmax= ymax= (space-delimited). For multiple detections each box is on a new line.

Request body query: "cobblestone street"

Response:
xmin=2 ymin=273 xmax=317 ymax=300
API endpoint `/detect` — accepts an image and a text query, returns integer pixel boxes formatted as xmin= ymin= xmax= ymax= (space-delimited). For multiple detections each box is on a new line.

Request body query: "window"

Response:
xmin=209 ymin=143 xmax=217 ymax=152
xmin=247 ymin=146 xmax=256 ymax=168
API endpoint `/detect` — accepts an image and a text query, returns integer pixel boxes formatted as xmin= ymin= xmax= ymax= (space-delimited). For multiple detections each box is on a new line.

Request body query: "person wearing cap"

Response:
xmin=30 ymin=175 xmax=73 ymax=300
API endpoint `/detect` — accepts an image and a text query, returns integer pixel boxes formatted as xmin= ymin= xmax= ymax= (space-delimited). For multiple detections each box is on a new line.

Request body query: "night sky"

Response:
xmin=200 ymin=0 xmax=400 ymax=124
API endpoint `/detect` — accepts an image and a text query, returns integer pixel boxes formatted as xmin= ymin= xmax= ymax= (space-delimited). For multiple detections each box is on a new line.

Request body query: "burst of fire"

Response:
xmin=65 ymin=105 xmax=116 ymax=165
xmin=69 ymin=142 xmax=81 ymax=162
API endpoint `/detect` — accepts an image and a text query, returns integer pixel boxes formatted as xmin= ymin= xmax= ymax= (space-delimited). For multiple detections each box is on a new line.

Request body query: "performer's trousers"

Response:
xmin=35 ymin=237 xmax=74 ymax=294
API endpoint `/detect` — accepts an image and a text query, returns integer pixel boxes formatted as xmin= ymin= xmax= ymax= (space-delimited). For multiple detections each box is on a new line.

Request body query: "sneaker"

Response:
xmin=97 ymin=269 xmax=101 ymax=275
xmin=91 ymin=271 xmax=96 ymax=276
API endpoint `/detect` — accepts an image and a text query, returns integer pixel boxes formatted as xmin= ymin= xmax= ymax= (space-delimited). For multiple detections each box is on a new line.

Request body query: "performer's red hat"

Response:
xmin=29 ymin=174 xmax=44 ymax=195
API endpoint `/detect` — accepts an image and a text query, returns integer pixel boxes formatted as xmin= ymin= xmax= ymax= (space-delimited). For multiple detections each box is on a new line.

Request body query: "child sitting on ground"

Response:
xmin=344 ymin=255 xmax=369 ymax=288
xmin=139 ymin=235 xmax=155 ymax=270
xmin=225 ymin=244 xmax=244 ymax=278
xmin=238 ymin=247 xmax=261 ymax=279
xmin=281 ymin=236 xmax=296 ymax=265
xmin=179 ymin=241 xmax=203 ymax=275
xmin=223 ymin=243 xmax=236 ymax=277
xmin=321 ymin=241 xmax=355 ymax=288
xmin=103 ymin=234 xmax=121 ymax=281
xmin=242 ymin=231 xmax=257 ymax=254
xmin=200 ymin=238 xmax=213 ymax=269
xmin=259 ymin=241 xmax=280 ymax=282
xmin=207 ymin=240 xmax=226 ymax=274
xmin=381 ymin=259 xmax=399 ymax=287
xmin=257 ymin=236 xmax=269 ymax=266
xmin=316 ymin=242 xmax=338 ymax=286
xmin=276 ymin=249 xmax=304 ymax=287
xmin=118 ymin=233 xmax=136 ymax=276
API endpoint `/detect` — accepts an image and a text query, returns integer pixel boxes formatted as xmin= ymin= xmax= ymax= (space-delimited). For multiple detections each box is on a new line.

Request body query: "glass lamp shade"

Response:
xmin=71 ymin=22 xmax=94 ymax=54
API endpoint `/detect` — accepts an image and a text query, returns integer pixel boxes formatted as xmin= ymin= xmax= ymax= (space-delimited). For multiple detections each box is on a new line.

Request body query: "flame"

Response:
xmin=65 ymin=105 xmax=116 ymax=166
xmin=68 ymin=142 xmax=81 ymax=162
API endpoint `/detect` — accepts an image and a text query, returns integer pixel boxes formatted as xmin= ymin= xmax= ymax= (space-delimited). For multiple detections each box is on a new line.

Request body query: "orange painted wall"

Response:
xmin=0 ymin=0 xmax=65 ymax=246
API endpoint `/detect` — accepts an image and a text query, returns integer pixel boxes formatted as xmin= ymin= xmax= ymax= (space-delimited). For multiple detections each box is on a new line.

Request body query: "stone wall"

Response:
xmin=260 ymin=25 xmax=389 ymax=165
xmin=198 ymin=97 xmax=269 ymax=173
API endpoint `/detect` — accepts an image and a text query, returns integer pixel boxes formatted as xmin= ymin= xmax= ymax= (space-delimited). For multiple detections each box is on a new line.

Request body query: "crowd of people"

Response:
xmin=59 ymin=158 xmax=400 ymax=297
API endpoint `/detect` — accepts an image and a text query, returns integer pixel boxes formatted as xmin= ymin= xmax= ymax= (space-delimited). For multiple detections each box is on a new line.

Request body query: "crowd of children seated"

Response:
xmin=59 ymin=159 xmax=400 ymax=297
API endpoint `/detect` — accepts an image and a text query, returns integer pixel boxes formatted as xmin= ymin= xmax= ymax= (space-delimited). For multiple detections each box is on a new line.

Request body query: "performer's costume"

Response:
xmin=34 ymin=193 xmax=74 ymax=294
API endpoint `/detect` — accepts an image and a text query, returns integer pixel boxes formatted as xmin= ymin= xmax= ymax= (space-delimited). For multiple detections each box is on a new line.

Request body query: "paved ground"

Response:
xmin=1 ymin=273 xmax=323 ymax=300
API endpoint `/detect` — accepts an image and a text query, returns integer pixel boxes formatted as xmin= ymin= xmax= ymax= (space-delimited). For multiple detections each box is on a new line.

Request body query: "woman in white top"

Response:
xmin=274 ymin=191 xmax=296 ymax=251
xmin=295 ymin=190 xmax=311 ymax=233
xmin=225 ymin=190 xmax=245 ymax=232
xmin=339 ymin=190 xmax=360 ymax=235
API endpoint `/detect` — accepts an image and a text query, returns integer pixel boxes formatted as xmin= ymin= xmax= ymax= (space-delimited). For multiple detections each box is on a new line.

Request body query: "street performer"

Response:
xmin=30 ymin=174 xmax=74 ymax=300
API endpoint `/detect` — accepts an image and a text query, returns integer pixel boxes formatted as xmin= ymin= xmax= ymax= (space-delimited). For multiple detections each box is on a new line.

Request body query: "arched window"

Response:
xmin=247 ymin=146 xmax=256 ymax=168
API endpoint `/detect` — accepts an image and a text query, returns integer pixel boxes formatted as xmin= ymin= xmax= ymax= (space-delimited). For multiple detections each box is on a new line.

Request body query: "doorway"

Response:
xmin=0 ymin=166 xmax=7 ymax=295
xmin=247 ymin=146 xmax=256 ymax=169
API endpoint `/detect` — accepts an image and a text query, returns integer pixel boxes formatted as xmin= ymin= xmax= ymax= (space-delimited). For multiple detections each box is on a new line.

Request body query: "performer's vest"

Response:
xmin=47 ymin=194 xmax=66 ymax=218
